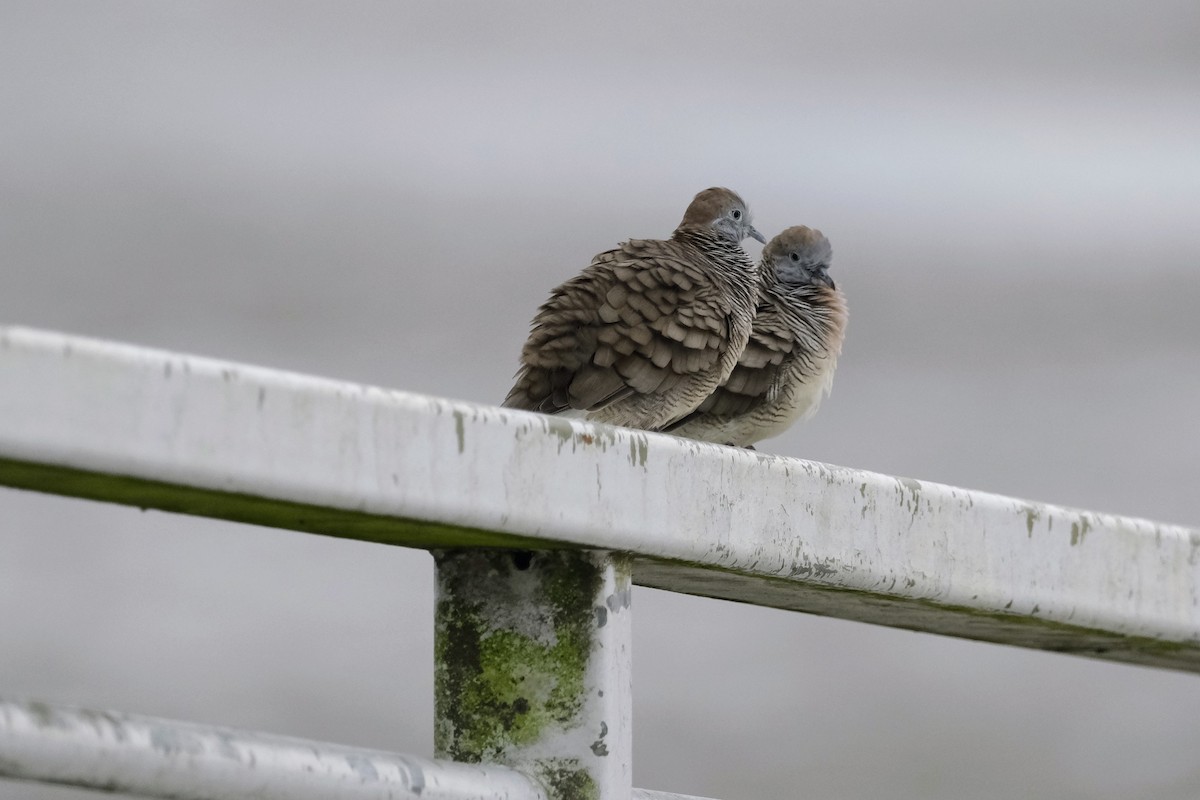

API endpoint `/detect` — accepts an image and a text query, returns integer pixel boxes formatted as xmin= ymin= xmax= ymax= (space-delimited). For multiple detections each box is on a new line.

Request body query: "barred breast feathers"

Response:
xmin=666 ymin=225 xmax=847 ymax=447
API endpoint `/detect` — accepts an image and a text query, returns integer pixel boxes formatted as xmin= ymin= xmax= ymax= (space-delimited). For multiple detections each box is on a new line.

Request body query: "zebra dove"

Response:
xmin=666 ymin=225 xmax=847 ymax=447
xmin=503 ymin=187 xmax=765 ymax=431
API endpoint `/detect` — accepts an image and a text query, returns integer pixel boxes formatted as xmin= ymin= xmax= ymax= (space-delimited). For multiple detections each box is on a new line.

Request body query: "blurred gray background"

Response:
xmin=2 ymin=2 xmax=1199 ymax=798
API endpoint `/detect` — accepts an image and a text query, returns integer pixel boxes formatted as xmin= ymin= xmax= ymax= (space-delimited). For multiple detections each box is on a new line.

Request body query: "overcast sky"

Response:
xmin=2 ymin=3 xmax=1199 ymax=799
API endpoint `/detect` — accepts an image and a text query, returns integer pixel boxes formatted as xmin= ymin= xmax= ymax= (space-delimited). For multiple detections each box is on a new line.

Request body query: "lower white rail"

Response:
xmin=0 ymin=699 xmax=710 ymax=800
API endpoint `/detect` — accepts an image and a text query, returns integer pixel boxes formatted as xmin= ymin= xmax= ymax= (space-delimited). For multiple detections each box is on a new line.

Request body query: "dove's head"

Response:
xmin=678 ymin=187 xmax=766 ymax=245
xmin=763 ymin=226 xmax=834 ymax=288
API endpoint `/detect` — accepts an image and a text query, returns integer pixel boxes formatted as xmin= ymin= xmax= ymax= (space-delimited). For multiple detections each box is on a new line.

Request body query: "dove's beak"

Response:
xmin=747 ymin=225 xmax=766 ymax=244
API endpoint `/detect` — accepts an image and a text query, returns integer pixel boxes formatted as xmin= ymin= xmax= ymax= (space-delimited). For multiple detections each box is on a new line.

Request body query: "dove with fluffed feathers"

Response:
xmin=666 ymin=225 xmax=847 ymax=447
xmin=503 ymin=187 xmax=765 ymax=431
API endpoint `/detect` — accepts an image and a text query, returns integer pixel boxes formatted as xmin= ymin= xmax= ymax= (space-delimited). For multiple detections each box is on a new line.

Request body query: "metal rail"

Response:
xmin=2 ymin=325 xmax=1196 ymax=671
xmin=2 ymin=324 xmax=1199 ymax=798
xmin=0 ymin=699 xmax=709 ymax=800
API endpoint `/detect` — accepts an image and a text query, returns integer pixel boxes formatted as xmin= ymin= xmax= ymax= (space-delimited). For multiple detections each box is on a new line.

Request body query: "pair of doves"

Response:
xmin=503 ymin=187 xmax=847 ymax=449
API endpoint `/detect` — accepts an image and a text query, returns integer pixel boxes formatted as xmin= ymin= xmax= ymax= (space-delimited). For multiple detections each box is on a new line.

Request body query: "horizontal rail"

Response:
xmin=0 ymin=698 xmax=537 ymax=800
xmin=1 ymin=326 xmax=1198 ymax=671
xmin=0 ymin=698 xmax=709 ymax=800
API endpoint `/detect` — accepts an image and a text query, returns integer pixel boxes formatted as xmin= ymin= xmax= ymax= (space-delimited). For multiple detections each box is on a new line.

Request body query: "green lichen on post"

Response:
xmin=434 ymin=550 xmax=603 ymax=769
xmin=536 ymin=759 xmax=600 ymax=800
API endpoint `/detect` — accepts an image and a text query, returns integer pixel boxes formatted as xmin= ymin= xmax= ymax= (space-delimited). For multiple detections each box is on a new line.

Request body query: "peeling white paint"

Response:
xmin=1 ymin=326 xmax=1198 ymax=671
xmin=0 ymin=698 xmax=544 ymax=799
xmin=0 ymin=698 xmax=698 ymax=800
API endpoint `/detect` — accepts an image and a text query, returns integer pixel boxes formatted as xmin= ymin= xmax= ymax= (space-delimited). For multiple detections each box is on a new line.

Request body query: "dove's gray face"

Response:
xmin=712 ymin=201 xmax=767 ymax=246
xmin=679 ymin=187 xmax=767 ymax=245
xmin=765 ymin=226 xmax=834 ymax=288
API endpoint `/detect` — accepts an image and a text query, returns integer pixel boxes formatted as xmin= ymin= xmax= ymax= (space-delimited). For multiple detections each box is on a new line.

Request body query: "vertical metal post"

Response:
xmin=434 ymin=549 xmax=632 ymax=800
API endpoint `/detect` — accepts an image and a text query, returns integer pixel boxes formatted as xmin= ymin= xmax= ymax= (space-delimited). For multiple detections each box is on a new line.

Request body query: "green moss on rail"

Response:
xmin=0 ymin=458 xmax=561 ymax=551
xmin=634 ymin=556 xmax=1200 ymax=673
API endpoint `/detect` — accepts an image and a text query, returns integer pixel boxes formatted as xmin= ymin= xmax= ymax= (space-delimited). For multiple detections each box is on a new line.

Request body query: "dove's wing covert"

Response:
xmin=682 ymin=302 xmax=795 ymax=420
xmin=504 ymin=238 xmax=737 ymax=428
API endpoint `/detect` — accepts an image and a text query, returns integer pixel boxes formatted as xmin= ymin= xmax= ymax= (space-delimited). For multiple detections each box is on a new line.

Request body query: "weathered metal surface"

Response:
xmin=0 ymin=697 xmax=544 ymax=800
xmin=435 ymin=550 xmax=632 ymax=800
xmin=2 ymin=326 xmax=1199 ymax=671
xmin=0 ymin=698 xmax=707 ymax=800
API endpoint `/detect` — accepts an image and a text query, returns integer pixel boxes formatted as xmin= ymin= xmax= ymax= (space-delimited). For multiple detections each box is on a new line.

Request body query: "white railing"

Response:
xmin=1 ymin=325 xmax=1197 ymax=800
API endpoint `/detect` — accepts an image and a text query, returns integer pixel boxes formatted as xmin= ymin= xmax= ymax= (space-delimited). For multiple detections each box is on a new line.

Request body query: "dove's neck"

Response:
xmin=672 ymin=227 xmax=755 ymax=273
xmin=767 ymin=280 xmax=849 ymax=356
xmin=672 ymin=227 xmax=759 ymax=320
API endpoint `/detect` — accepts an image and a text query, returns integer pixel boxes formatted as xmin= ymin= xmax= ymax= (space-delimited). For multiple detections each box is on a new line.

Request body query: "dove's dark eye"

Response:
xmin=790 ymin=253 xmax=800 ymax=262
xmin=731 ymin=209 xmax=742 ymax=220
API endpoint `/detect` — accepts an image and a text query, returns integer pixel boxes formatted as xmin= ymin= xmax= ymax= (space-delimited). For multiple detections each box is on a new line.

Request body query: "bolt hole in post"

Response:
xmin=434 ymin=549 xmax=632 ymax=800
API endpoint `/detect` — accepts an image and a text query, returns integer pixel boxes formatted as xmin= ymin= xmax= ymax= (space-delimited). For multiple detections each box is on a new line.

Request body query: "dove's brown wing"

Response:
xmin=503 ymin=238 xmax=733 ymax=421
xmin=666 ymin=298 xmax=793 ymax=424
